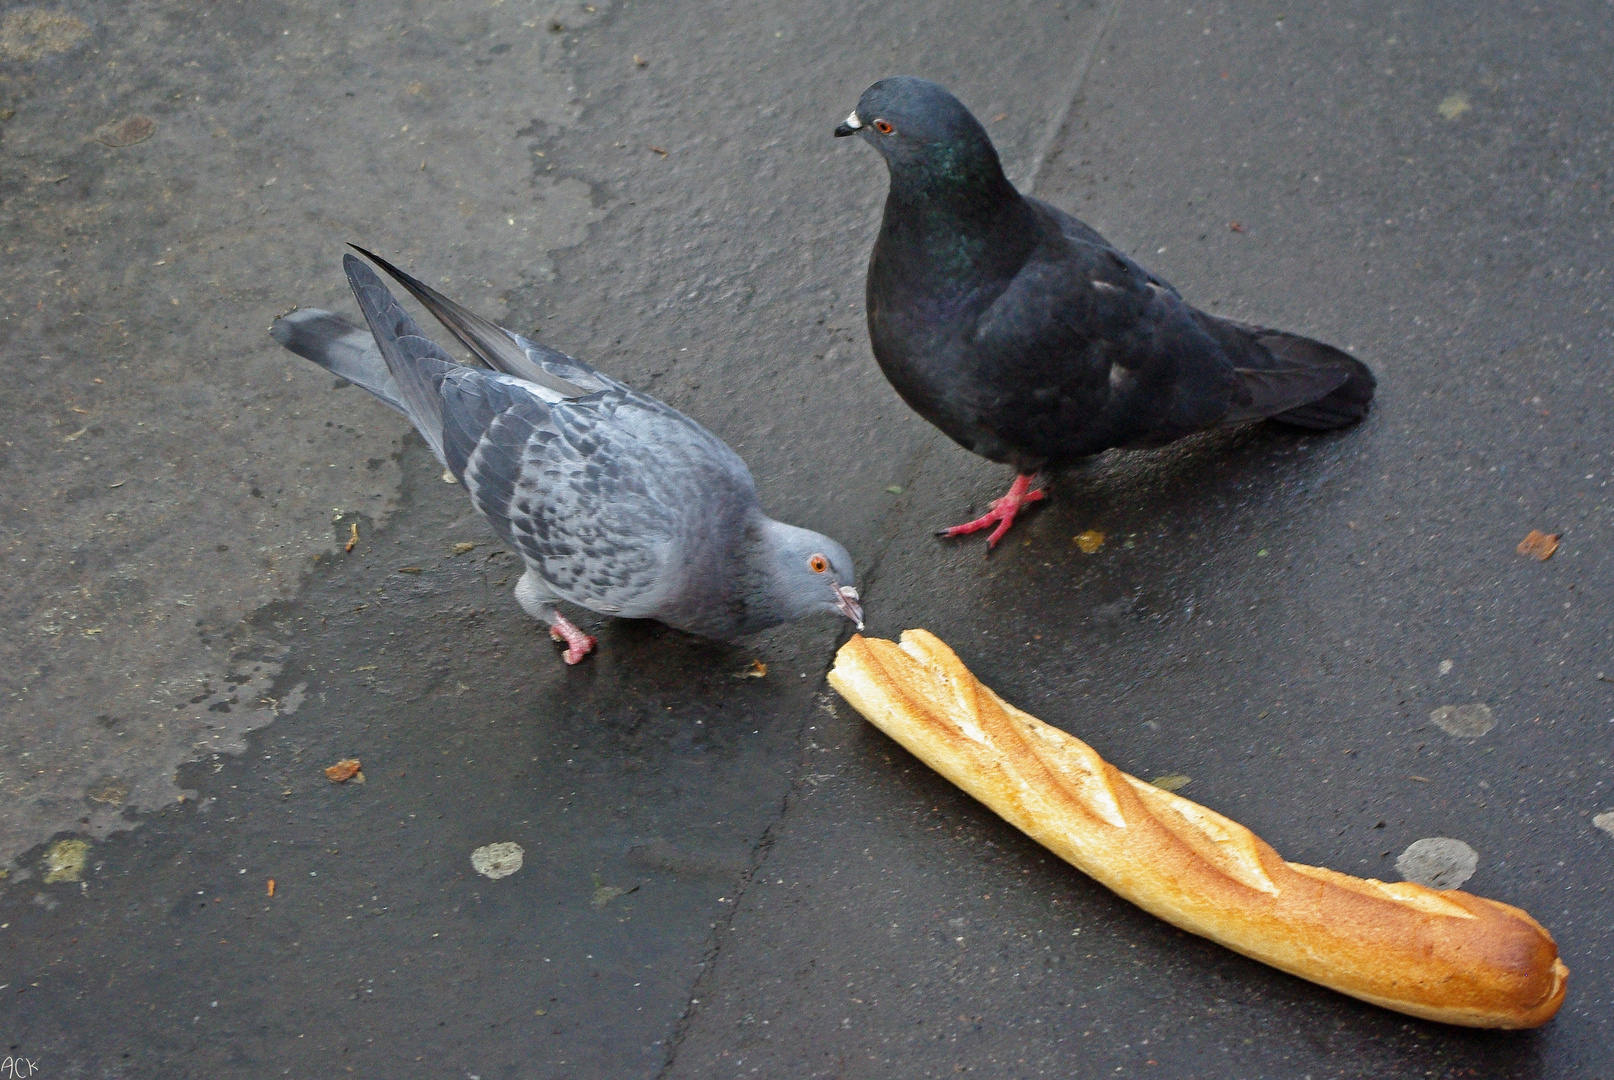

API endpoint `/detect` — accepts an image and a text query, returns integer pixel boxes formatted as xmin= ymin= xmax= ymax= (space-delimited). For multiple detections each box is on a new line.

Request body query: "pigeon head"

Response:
xmin=834 ymin=77 xmax=1007 ymax=196
xmin=751 ymin=519 xmax=863 ymax=631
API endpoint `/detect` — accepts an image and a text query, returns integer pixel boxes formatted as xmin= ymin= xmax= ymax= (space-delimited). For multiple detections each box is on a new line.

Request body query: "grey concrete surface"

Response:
xmin=2 ymin=0 xmax=1611 ymax=1077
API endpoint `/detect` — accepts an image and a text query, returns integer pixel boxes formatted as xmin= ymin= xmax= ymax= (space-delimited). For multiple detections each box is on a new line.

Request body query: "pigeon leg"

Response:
xmin=547 ymin=612 xmax=597 ymax=665
xmin=937 ymin=473 xmax=1046 ymax=548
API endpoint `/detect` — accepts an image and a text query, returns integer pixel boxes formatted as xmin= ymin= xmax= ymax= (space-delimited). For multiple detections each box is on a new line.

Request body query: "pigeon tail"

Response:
xmin=270 ymin=308 xmax=408 ymax=417
xmin=343 ymin=252 xmax=460 ymax=463
xmin=1258 ymin=330 xmax=1376 ymax=429
xmin=1211 ymin=315 xmax=1377 ymax=431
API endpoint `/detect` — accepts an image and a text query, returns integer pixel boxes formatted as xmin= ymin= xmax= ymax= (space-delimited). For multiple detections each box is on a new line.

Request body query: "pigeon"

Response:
xmin=835 ymin=77 xmax=1375 ymax=547
xmin=270 ymin=249 xmax=862 ymax=664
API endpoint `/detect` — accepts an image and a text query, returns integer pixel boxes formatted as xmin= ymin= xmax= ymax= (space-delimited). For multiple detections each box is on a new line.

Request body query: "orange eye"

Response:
xmin=873 ymin=118 xmax=894 ymax=134
xmin=808 ymin=554 xmax=829 ymax=574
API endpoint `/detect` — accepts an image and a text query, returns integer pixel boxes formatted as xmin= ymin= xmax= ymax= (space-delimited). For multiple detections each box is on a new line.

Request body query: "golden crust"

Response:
xmin=827 ymin=630 xmax=1567 ymax=1029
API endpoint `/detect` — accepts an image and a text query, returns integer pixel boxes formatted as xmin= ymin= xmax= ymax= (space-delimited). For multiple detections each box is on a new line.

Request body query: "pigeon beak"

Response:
xmin=833 ymin=110 xmax=863 ymax=138
xmin=834 ymin=584 xmax=864 ymax=630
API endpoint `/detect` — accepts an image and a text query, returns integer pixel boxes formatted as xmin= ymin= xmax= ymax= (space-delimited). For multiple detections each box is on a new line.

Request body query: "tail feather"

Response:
xmin=1205 ymin=313 xmax=1376 ymax=431
xmin=350 ymin=244 xmax=602 ymax=398
xmin=270 ymin=309 xmax=408 ymax=417
xmin=342 ymin=253 xmax=460 ymax=463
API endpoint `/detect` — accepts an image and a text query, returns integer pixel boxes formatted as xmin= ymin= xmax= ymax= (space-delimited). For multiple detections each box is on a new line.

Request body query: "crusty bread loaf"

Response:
xmin=827 ymin=630 xmax=1567 ymax=1028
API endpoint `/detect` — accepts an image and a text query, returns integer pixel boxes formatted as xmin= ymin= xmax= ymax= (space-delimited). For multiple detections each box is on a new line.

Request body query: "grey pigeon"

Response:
xmin=835 ymin=77 xmax=1375 ymax=546
xmin=271 ymin=249 xmax=862 ymax=663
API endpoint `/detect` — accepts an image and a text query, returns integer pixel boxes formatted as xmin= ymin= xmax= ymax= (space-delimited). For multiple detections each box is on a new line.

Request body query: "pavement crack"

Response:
xmin=1020 ymin=0 xmax=1121 ymax=194
xmin=656 ymin=669 xmax=837 ymax=1078
xmin=853 ymin=432 xmax=941 ymax=610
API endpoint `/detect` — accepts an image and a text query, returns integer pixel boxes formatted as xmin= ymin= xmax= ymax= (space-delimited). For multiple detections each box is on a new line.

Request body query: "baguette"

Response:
xmin=827 ymin=630 xmax=1567 ymax=1028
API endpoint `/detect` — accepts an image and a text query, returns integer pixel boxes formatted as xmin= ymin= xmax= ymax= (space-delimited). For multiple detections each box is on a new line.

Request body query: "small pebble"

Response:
xmin=1396 ymin=837 xmax=1477 ymax=890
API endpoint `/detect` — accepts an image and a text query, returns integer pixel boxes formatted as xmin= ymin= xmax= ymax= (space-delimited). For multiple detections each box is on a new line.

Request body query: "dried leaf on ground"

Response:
xmin=1396 ymin=837 xmax=1476 ymax=890
xmin=452 ymin=542 xmax=477 ymax=555
xmin=1429 ymin=703 xmax=1496 ymax=738
xmin=1516 ymin=530 xmax=1559 ymax=561
xmin=734 ymin=660 xmax=767 ymax=679
xmin=266 ymin=878 xmax=276 ymax=897
xmin=1073 ymin=530 xmax=1106 ymax=554
xmin=344 ymin=522 xmax=359 ymax=552
xmin=324 ymin=758 xmax=362 ymax=783
xmin=0 ymin=9 xmax=93 ymax=62
xmin=1437 ymin=92 xmax=1472 ymax=120
xmin=96 ymin=115 xmax=156 ymax=147
xmin=591 ymin=873 xmax=641 ymax=908
xmin=1149 ymin=774 xmax=1191 ymax=792
xmin=86 ymin=778 xmax=129 ymax=805
xmin=471 ymin=842 xmax=524 ymax=880
xmin=42 ymin=839 xmax=89 ymax=883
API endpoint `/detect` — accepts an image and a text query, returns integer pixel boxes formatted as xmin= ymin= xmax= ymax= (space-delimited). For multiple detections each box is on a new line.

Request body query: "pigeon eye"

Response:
xmin=808 ymin=554 xmax=829 ymax=574
xmin=873 ymin=118 xmax=894 ymax=135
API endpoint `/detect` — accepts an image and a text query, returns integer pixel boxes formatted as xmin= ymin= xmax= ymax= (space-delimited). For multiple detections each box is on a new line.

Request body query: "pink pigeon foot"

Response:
xmin=936 ymin=473 xmax=1046 ymax=549
xmin=548 ymin=613 xmax=597 ymax=664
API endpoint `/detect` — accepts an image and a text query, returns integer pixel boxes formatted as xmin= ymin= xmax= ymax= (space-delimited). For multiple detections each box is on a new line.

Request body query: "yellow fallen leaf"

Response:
xmin=1517 ymin=530 xmax=1559 ymax=561
xmin=1073 ymin=530 xmax=1106 ymax=554
xmin=324 ymin=758 xmax=362 ymax=783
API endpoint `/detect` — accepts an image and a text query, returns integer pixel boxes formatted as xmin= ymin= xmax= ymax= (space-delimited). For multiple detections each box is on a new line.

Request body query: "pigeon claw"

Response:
xmin=548 ymin=614 xmax=598 ymax=665
xmin=936 ymin=473 xmax=1046 ymax=549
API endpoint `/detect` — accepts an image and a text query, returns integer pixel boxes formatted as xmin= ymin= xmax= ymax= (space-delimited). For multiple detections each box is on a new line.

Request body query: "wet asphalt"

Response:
xmin=3 ymin=1 xmax=1613 ymax=1077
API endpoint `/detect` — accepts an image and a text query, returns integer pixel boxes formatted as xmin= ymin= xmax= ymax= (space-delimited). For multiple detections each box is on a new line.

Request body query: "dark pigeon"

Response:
xmin=835 ymin=77 xmax=1375 ymax=546
xmin=271 ymin=249 xmax=862 ymax=663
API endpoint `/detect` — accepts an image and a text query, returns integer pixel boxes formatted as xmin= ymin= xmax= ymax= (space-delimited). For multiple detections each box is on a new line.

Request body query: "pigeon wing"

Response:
xmin=967 ymin=237 xmax=1237 ymax=457
xmin=447 ymin=378 xmax=757 ymax=622
xmin=1026 ymin=197 xmax=1180 ymax=297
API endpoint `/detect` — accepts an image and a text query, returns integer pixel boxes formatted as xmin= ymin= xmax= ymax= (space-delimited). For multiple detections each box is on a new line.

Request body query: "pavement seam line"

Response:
xmin=655 ymin=698 xmax=820 ymax=1078
xmin=1020 ymin=0 xmax=1121 ymax=194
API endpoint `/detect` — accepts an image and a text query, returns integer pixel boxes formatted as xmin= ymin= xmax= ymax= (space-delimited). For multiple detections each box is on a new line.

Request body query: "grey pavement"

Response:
xmin=1 ymin=0 xmax=1611 ymax=1077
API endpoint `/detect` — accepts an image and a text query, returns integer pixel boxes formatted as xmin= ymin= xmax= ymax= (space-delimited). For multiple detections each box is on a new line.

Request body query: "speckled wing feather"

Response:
xmin=440 ymin=372 xmax=758 ymax=622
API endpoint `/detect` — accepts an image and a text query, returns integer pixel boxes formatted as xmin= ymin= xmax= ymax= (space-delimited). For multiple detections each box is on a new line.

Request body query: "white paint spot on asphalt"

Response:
xmin=1429 ymin=703 xmax=1495 ymax=738
xmin=1396 ymin=837 xmax=1478 ymax=890
xmin=1594 ymin=811 xmax=1614 ymax=839
xmin=470 ymin=841 xmax=524 ymax=879
xmin=1438 ymin=659 xmax=1453 ymax=676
